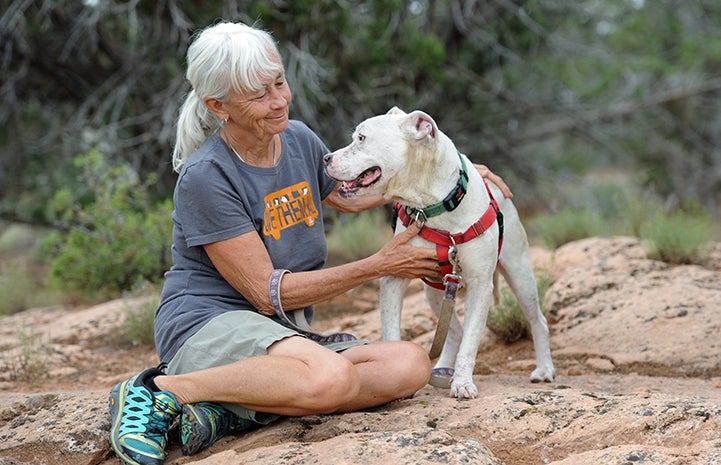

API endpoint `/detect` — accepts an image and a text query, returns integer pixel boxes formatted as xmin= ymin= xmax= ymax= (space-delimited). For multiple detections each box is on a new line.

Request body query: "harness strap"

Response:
xmin=394 ymin=180 xmax=504 ymax=290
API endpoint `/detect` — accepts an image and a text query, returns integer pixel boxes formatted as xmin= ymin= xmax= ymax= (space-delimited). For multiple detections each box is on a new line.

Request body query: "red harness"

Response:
xmin=393 ymin=180 xmax=504 ymax=290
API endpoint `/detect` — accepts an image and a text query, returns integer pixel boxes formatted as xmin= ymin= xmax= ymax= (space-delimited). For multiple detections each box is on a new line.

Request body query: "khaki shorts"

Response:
xmin=165 ymin=310 xmax=366 ymax=424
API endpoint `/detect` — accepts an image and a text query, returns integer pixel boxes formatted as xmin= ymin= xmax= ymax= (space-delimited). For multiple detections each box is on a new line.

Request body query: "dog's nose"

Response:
xmin=322 ymin=153 xmax=333 ymax=165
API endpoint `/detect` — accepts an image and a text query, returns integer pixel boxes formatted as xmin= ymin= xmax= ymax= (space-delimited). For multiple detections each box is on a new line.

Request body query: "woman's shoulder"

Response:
xmin=286 ymin=119 xmax=314 ymax=137
xmin=178 ymin=134 xmax=230 ymax=177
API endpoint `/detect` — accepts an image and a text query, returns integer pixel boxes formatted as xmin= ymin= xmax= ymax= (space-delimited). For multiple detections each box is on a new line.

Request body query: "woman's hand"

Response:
xmin=373 ymin=221 xmax=441 ymax=281
xmin=474 ymin=164 xmax=513 ymax=199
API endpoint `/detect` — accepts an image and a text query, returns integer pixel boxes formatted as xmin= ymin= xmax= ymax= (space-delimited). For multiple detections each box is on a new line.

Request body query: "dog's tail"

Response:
xmin=493 ymin=270 xmax=500 ymax=306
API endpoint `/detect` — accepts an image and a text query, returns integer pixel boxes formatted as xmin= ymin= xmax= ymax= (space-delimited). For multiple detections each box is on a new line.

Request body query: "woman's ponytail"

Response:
xmin=171 ymin=89 xmax=222 ymax=172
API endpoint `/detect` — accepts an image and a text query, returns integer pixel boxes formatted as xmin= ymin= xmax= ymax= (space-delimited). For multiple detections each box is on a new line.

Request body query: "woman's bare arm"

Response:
xmin=204 ymin=221 xmax=437 ymax=315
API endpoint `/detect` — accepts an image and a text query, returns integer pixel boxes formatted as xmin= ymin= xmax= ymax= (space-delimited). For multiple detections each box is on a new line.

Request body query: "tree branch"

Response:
xmin=508 ymin=79 xmax=721 ymax=146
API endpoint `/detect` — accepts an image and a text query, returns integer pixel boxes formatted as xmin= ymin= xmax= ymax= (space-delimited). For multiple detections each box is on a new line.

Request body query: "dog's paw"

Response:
xmin=449 ymin=378 xmax=478 ymax=399
xmin=530 ymin=366 xmax=555 ymax=383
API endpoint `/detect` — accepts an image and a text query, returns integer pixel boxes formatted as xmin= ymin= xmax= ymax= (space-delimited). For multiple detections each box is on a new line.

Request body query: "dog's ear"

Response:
xmin=387 ymin=106 xmax=406 ymax=115
xmin=401 ymin=110 xmax=438 ymax=140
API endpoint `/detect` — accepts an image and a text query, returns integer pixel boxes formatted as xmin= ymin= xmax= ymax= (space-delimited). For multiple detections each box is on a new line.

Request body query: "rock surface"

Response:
xmin=1 ymin=236 xmax=720 ymax=465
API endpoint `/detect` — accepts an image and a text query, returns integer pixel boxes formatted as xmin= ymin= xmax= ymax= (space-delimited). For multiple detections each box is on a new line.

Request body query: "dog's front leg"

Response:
xmin=379 ymin=276 xmax=410 ymax=341
xmin=450 ymin=278 xmax=493 ymax=399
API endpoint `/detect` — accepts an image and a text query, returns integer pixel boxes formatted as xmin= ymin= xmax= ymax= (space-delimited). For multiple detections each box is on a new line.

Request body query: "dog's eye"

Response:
xmin=357 ymin=133 xmax=366 ymax=143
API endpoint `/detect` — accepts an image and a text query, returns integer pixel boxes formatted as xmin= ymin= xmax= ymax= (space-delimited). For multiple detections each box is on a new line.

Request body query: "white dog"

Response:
xmin=323 ymin=107 xmax=555 ymax=399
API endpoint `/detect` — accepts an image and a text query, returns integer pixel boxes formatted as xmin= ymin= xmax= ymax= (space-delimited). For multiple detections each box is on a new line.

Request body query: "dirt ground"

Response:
xmin=1 ymin=238 xmax=721 ymax=464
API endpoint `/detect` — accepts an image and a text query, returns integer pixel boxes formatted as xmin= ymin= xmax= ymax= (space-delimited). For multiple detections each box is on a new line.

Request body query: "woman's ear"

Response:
xmin=204 ymin=97 xmax=227 ymax=121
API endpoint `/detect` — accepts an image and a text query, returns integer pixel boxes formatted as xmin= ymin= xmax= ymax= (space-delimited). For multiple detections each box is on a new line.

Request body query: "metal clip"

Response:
xmin=444 ymin=243 xmax=462 ymax=286
xmin=443 ymin=272 xmax=462 ymax=286
xmin=447 ymin=244 xmax=458 ymax=272
xmin=412 ymin=208 xmax=428 ymax=227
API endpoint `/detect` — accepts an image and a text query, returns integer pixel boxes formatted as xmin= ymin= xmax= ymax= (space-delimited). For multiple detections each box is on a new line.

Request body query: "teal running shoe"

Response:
xmin=108 ymin=366 xmax=181 ymax=465
xmin=180 ymin=402 xmax=251 ymax=456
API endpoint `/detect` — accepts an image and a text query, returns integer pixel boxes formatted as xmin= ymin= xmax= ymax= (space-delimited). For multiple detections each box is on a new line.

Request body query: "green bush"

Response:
xmin=488 ymin=270 xmax=553 ymax=344
xmin=41 ymin=150 xmax=173 ymax=298
xmin=326 ymin=208 xmax=393 ymax=263
xmin=0 ymin=261 xmax=38 ymax=316
xmin=530 ymin=208 xmax=607 ymax=249
xmin=0 ymin=324 xmax=51 ymax=384
xmin=527 ymin=175 xmax=672 ymax=246
xmin=641 ymin=210 xmax=712 ymax=265
xmin=122 ymin=294 xmax=158 ymax=348
xmin=613 ymin=190 xmax=665 ymax=238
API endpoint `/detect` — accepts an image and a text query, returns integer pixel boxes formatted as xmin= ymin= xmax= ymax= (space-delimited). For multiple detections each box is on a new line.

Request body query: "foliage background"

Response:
xmin=1 ymin=0 xmax=720 ymax=297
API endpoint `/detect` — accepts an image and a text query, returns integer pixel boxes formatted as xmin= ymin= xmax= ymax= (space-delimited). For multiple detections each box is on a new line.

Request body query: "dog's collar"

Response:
xmin=407 ymin=151 xmax=468 ymax=221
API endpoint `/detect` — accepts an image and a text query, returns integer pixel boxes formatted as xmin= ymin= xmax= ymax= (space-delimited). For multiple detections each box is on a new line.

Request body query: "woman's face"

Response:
xmin=224 ymin=57 xmax=292 ymax=139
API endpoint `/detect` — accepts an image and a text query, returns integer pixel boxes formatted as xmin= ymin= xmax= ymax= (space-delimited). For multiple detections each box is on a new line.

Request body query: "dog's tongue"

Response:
xmin=339 ymin=167 xmax=381 ymax=196
xmin=356 ymin=167 xmax=381 ymax=186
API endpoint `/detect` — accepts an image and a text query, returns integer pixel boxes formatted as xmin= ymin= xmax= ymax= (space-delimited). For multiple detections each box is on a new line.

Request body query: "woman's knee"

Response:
xmin=302 ymin=356 xmax=360 ymax=412
xmin=396 ymin=341 xmax=432 ymax=389
xmin=371 ymin=341 xmax=431 ymax=395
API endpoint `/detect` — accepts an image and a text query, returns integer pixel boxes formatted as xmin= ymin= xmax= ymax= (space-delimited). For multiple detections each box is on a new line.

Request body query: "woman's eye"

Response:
xmin=252 ymin=91 xmax=268 ymax=101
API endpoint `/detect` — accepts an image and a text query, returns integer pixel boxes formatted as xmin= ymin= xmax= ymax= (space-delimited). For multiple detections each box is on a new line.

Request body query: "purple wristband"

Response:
xmin=269 ymin=269 xmax=289 ymax=315
xmin=267 ymin=268 xmax=357 ymax=344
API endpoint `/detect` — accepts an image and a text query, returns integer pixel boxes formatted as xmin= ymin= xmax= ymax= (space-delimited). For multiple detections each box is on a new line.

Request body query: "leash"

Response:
xmin=427 ymin=246 xmax=461 ymax=359
xmin=269 ymin=269 xmax=357 ymax=343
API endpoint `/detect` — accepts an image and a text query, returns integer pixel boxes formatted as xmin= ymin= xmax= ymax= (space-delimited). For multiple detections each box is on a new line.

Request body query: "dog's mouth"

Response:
xmin=338 ymin=166 xmax=382 ymax=197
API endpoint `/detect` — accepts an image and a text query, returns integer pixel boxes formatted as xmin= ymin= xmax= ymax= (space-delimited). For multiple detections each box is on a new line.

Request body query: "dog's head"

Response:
xmin=323 ymin=107 xmax=449 ymax=203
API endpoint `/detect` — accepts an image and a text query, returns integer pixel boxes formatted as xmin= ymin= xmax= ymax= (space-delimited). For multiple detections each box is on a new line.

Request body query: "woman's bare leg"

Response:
xmin=334 ymin=340 xmax=431 ymax=412
xmin=154 ymin=336 xmax=430 ymax=416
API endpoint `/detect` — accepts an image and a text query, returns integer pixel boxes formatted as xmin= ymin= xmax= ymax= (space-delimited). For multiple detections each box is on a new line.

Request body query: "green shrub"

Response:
xmin=583 ymin=181 xmax=663 ymax=236
xmin=0 ymin=261 xmax=38 ymax=316
xmin=613 ymin=189 xmax=665 ymax=238
xmin=528 ymin=176 xmax=670 ymax=245
xmin=488 ymin=270 xmax=553 ymax=344
xmin=326 ymin=208 xmax=393 ymax=263
xmin=641 ymin=210 xmax=712 ymax=265
xmin=530 ymin=208 xmax=606 ymax=249
xmin=0 ymin=324 xmax=51 ymax=384
xmin=122 ymin=294 xmax=158 ymax=348
xmin=0 ymin=258 xmax=60 ymax=315
xmin=41 ymin=150 xmax=173 ymax=298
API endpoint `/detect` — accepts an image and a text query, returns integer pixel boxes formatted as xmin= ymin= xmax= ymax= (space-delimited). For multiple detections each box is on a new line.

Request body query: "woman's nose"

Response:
xmin=269 ymin=86 xmax=289 ymax=109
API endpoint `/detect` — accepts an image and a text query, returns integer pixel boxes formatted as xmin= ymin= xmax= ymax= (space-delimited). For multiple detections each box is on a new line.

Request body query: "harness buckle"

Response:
xmin=443 ymin=272 xmax=462 ymax=286
xmin=444 ymin=244 xmax=462 ymax=286
xmin=447 ymin=244 xmax=458 ymax=271
xmin=411 ymin=208 xmax=428 ymax=227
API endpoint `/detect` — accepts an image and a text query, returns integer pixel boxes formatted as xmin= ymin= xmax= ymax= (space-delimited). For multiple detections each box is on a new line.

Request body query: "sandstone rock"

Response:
xmin=1 ymin=237 xmax=720 ymax=465
xmin=546 ymin=237 xmax=721 ymax=378
xmin=0 ymin=391 xmax=111 ymax=465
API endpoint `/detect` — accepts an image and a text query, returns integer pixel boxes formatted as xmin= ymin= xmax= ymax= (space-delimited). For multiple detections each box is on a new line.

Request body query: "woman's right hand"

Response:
xmin=374 ymin=221 xmax=441 ymax=281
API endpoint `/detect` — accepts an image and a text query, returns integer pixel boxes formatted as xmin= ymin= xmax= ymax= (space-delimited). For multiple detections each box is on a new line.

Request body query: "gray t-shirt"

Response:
xmin=155 ymin=120 xmax=337 ymax=362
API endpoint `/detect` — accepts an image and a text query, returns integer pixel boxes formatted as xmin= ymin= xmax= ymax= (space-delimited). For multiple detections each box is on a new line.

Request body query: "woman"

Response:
xmin=108 ymin=21 xmax=512 ymax=465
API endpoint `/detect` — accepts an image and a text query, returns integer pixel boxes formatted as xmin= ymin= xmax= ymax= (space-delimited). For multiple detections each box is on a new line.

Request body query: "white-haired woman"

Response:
xmin=108 ymin=21 xmax=511 ymax=465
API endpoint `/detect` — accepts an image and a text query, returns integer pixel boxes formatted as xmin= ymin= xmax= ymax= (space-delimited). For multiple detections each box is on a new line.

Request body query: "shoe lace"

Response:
xmin=119 ymin=389 xmax=175 ymax=437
